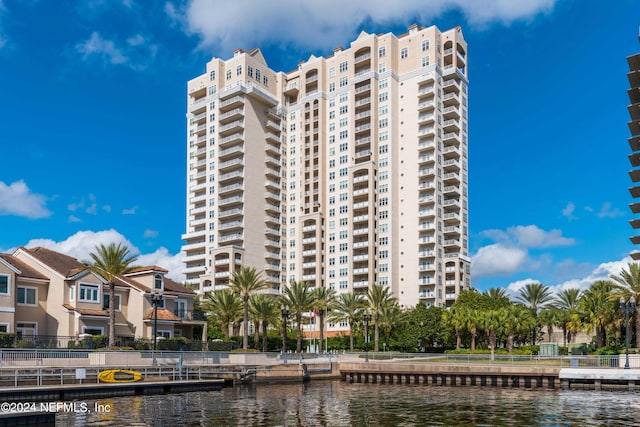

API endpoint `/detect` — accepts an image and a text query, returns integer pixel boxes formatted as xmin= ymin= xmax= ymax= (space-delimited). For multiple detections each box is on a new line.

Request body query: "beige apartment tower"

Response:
xmin=182 ymin=24 xmax=471 ymax=314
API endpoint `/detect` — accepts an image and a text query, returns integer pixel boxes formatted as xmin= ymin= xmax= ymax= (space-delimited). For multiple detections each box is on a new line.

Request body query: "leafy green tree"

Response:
xmin=367 ymin=284 xmax=396 ymax=352
xmin=229 ymin=266 xmax=266 ymax=350
xmin=85 ymin=243 xmax=138 ymax=347
xmin=444 ymin=305 xmax=466 ymax=350
xmin=502 ymin=304 xmax=533 ymax=352
xmin=312 ymin=286 xmax=336 ymax=353
xmin=553 ymin=288 xmax=582 ymax=345
xmin=282 ymin=280 xmax=316 ymax=353
xmin=515 ymin=283 xmax=554 ymax=345
xmin=483 ymin=288 xmax=511 ymax=308
xmin=580 ymin=280 xmax=617 ymax=348
xmin=482 ymin=309 xmax=504 ymax=360
xmin=249 ymin=293 xmax=279 ymax=352
xmin=610 ymin=263 xmax=640 ymax=346
xmin=202 ymin=289 xmax=242 ymax=339
xmin=538 ymin=308 xmax=561 ymax=343
xmin=379 ymin=303 xmax=404 ymax=351
xmin=329 ymin=292 xmax=366 ymax=351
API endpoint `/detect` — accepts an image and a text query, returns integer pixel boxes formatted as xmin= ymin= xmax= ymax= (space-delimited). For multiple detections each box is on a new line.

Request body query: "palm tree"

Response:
xmin=610 ymin=263 xmax=640 ymax=345
xmin=312 ymin=286 xmax=336 ymax=353
xmin=483 ymin=288 xmax=511 ymax=308
xmin=465 ymin=308 xmax=481 ymax=352
xmin=367 ymin=284 xmax=395 ymax=352
xmin=482 ymin=309 xmax=503 ymax=360
xmin=249 ymin=293 xmax=279 ymax=352
xmin=538 ymin=308 xmax=561 ymax=343
xmin=553 ymin=288 xmax=582 ymax=345
xmin=85 ymin=243 xmax=138 ymax=347
xmin=444 ymin=305 xmax=466 ymax=350
xmin=329 ymin=292 xmax=366 ymax=351
xmin=501 ymin=304 xmax=532 ymax=352
xmin=515 ymin=283 xmax=554 ymax=345
xmin=228 ymin=266 xmax=266 ymax=350
xmin=282 ymin=280 xmax=316 ymax=353
xmin=378 ymin=303 xmax=402 ymax=351
xmin=202 ymin=289 xmax=242 ymax=339
xmin=580 ymin=280 xmax=617 ymax=348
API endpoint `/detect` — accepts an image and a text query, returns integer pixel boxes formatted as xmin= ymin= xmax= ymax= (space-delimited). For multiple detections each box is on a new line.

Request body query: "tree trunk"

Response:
xmin=254 ymin=321 xmax=260 ymax=350
xmin=262 ymin=321 xmax=268 ymax=352
xmin=507 ymin=330 xmax=514 ymax=353
xmin=319 ymin=311 xmax=325 ymax=353
xmin=489 ymin=332 xmax=496 ymax=361
xmin=349 ymin=324 xmax=354 ymax=352
xmin=243 ymin=296 xmax=249 ymax=350
xmin=455 ymin=327 xmax=461 ymax=350
xmin=296 ymin=314 xmax=302 ymax=353
xmin=374 ymin=312 xmax=379 ymax=352
xmin=471 ymin=328 xmax=476 ymax=352
xmin=108 ymin=282 xmax=116 ymax=347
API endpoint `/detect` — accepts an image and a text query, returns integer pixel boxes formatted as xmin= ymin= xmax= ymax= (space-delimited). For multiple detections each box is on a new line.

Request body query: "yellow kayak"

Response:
xmin=98 ymin=369 xmax=143 ymax=383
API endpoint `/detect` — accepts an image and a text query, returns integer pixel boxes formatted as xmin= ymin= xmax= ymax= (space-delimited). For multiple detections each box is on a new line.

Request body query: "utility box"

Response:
xmin=539 ymin=343 xmax=559 ymax=357
xmin=568 ymin=343 xmax=587 ymax=355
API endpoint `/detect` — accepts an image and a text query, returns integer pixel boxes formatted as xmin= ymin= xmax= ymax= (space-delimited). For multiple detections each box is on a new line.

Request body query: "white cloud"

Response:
xmin=506 ymin=256 xmax=634 ymax=295
xmin=597 ymin=202 xmax=625 ymax=219
xmin=471 ymin=243 xmax=527 ymax=277
xmin=481 ymin=224 xmax=574 ymax=249
xmin=0 ymin=180 xmax=51 ymax=219
xmin=561 ymin=202 xmax=576 ymax=221
xmin=122 ymin=206 xmax=138 ymax=215
xmin=68 ymin=215 xmax=82 ymax=223
xmin=24 ymin=229 xmax=185 ymax=282
xmin=0 ymin=0 xmax=7 ymax=49
xmin=181 ymin=0 xmax=557 ymax=53
xmin=143 ymin=229 xmax=159 ymax=239
xmin=76 ymin=32 xmax=128 ymax=65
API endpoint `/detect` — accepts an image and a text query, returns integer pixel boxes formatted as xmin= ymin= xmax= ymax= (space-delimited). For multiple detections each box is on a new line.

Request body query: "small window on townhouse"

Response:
xmin=422 ymin=56 xmax=430 ymax=67
xmin=0 ymin=324 xmax=8 ymax=332
xmin=422 ymin=40 xmax=430 ymax=51
xmin=0 ymin=274 xmax=9 ymax=295
xmin=17 ymin=286 xmax=37 ymax=305
xmin=226 ymin=70 xmax=231 ymax=80
xmin=378 ymin=46 xmax=386 ymax=58
xmin=154 ymin=274 xmax=163 ymax=290
xmin=103 ymin=293 xmax=121 ymax=311
xmin=263 ymin=75 xmax=268 ymax=85
xmin=339 ymin=61 xmax=348 ymax=72
xmin=236 ymin=65 xmax=242 ymax=75
xmin=248 ymin=65 xmax=253 ymax=77
xmin=69 ymin=285 xmax=75 ymax=302
xmin=401 ymin=47 xmax=408 ymax=59
xmin=79 ymin=283 xmax=99 ymax=303
xmin=255 ymin=69 xmax=261 ymax=81
xmin=209 ymin=70 xmax=215 ymax=80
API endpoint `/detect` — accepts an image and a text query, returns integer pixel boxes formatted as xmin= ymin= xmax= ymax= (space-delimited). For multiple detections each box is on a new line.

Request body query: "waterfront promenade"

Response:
xmin=1 ymin=348 xmax=639 ymax=399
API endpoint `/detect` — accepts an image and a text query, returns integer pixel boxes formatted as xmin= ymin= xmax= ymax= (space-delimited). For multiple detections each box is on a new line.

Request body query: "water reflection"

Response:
xmin=56 ymin=381 xmax=640 ymax=426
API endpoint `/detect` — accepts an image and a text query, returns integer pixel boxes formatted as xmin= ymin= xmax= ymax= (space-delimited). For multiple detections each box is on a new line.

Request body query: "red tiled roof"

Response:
xmin=62 ymin=304 xmax=108 ymax=317
xmin=128 ymin=265 xmax=169 ymax=274
xmin=0 ymin=254 xmax=49 ymax=280
xmin=143 ymin=308 xmax=181 ymax=321
xmin=26 ymin=247 xmax=86 ymax=278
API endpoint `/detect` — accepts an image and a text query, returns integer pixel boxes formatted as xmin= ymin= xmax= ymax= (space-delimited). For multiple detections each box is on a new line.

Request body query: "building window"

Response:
xmin=0 ymin=324 xmax=8 ymax=332
xmin=0 ymin=274 xmax=8 ymax=295
xmin=226 ymin=70 xmax=231 ymax=80
xmin=339 ymin=76 xmax=348 ymax=87
xmin=401 ymin=47 xmax=408 ymax=59
xmin=263 ymin=76 xmax=268 ymax=85
xmin=422 ymin=40 xmax=430 ymax=51
xmin=339 ymin=61 xmax=348 ymax=72
xmin=154 ymin=275 xmax=163 ymax=290
xmin=379 ymin=250 xmax=389 ymax=259
xmin=83 ymin=326 xmax=104 ymax=336
xmin=79 ymin=284 xmax=99 ymax=303
xmin=339 ymin=218 xmax=348 ymax=226
xmin=209 ymin=70 xmax=215 ymax=80
xmin=422 ymin=56 xmax=430 ymax=67
xmin=103 ymin=293 xmax=121 ymax=311
xmin=16 ymin=322 xmax=37 ymax=336
xmin=236 ymin=65 xmax=242 ymax=75
xmin=378 ymin=62 xmax=386 ymax=73
xmin=339 ymin=93 xmax=348 ymax=103
xmin=378 ymin=46 xmax=386 ymax=57
xmin=329 ymin=82 xmax=335 ymax=92
xmin=339 ymin=105 xmax=348 ymax=114
xmin=17 ymin=286 xmax=37 ymax=305
xmin=379 ymin=118 xmax=388 ymax=128
xmin=339 ymin=130 xmax=348 ymax=140
xmin=255 ymin=69 xmax=261 ymax=80
xmin=248 ymin=66 xmax=253 ymax=77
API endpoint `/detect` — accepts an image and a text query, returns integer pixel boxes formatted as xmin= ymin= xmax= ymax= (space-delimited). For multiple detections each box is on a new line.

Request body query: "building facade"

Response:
xmin=183 ymin=24 xmax=471 ymax=316
xmin=0 ymin=247 xmax=205 ymax=343
xmin=628 ymin=31 xmax=640 ymax=255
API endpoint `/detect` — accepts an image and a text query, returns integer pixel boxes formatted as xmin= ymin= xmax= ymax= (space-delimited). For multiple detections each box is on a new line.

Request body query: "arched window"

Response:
xmin=154 ymin=274 xmax=163 ymax=290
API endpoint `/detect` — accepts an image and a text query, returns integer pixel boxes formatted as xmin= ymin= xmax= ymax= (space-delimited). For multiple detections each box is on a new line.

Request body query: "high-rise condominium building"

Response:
xmin=182 ymin=24 xmax=471 ymax=314
xmin=628 ymin=31 xmax=640 ymax=257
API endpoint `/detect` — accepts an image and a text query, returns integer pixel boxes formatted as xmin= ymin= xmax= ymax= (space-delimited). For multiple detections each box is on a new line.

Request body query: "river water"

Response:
xmin=56 ymin=380 xmax=640 ymax=426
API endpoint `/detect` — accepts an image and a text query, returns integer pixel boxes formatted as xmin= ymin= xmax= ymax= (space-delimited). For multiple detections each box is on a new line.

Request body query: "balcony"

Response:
xmin=219 ymin=170 xmax=244 ymax=182
xmin=219 ymin=107 xmax=243 ymax=122
xmin=353 ymin=281 xmax=369 ymax=289
xmin=219 ymin=233 xmax=243 ymax=243
xmin=219 ymin=208 xmax=243 ymax=218
xmin=218 ymin=220 xmax=242 ymax=231
xmin=219 ymin=182 xmax=243 ymax=195
xmin=219 ymin=195 xmax=243 ymax=206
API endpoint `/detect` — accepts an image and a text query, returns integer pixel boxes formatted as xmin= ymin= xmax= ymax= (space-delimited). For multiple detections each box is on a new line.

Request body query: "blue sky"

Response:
xmin=0 ymin=0 xmax=638 ymax=294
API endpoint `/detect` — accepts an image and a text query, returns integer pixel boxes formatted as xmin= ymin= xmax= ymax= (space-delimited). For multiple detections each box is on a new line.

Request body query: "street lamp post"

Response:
xmin=620 ymin=296 xmax=636 ymax=370
xmin=363 ymin=313 xmax=372 ymax=363
xmin=151 ymin=291 xmax=163 ymax=367
xmin=281 ymin=305 xmax=290 ymax=364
